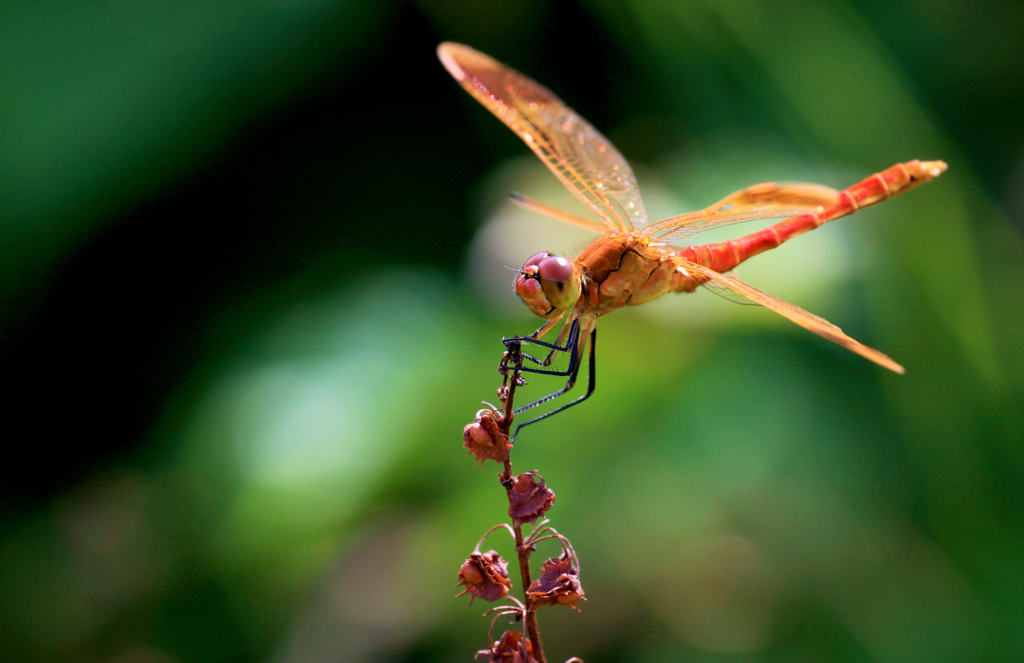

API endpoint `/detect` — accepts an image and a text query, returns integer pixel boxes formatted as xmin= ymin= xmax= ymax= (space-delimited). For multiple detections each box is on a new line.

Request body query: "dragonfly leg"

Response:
xmin=508 ymin=329 xmax=596 ymax=444
xmin=501 ymin=319 xmax=581 ymax=377
xmin=499 ymin=315 xmax=563 ymax=367
xmin=536 ymin=314 xmax=577 ymax=367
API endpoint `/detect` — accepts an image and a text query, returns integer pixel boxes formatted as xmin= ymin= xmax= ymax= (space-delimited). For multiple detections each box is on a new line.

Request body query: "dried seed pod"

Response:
xmin=456 ymin=551 xmax=512 ymax=604
xmin=508 ymin=473 xmax=556 ymax=527
xmin=475 ymin=630 xmax=536 ymax=663
xmin=527 ymin=556 xmax=585 ymax=610
xmin=463 ymin=409 xmax=510 ymax=465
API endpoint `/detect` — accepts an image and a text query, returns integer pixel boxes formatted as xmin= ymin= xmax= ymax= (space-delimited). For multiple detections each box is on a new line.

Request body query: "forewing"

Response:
xmin=509 ymin=193 xmax=609 ymax=235
xmin=438 ymin=43 xmax=646 ymax=231
xmin=671 ymin=255 xmax=905 ymax=374
xmin=643 ymin=182 xmax=840 ymax=244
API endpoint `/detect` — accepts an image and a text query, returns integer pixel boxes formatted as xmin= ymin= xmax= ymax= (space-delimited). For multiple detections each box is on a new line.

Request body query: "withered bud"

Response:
xmin=463 ymin=409 xmax=510 ymax=465
xmin=527 ymin=556 xmax=585 ymax=611
xmin=456 ymin=551 xmax=512 ymax=604
xmin=475 ymin=630 xmax=536 ymax=663
xmin=508 ymin=473 xmax=556 ymax=527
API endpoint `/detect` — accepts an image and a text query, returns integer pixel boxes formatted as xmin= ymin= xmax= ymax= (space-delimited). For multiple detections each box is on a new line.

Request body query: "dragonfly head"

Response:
xmin=515 ymin=251 xmax=582 ymax=318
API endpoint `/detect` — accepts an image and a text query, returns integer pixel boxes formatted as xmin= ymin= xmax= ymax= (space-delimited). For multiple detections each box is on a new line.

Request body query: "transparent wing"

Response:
xmin=438 ymin=42 xmax=646 ymax=231
xmin=509 ymin=193 xmax=609 ymax=235
xmin=670 ymin=255 xmax=905 ymax=374
xmin=701 ymin=275 xmax=758 ymax=305
xmin=642 ymin=182 xmax=840 ymax=244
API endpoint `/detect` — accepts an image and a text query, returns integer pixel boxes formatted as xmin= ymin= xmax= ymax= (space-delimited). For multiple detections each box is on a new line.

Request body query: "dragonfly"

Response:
xmin=438 ymin=42 xmax=946 ymax=441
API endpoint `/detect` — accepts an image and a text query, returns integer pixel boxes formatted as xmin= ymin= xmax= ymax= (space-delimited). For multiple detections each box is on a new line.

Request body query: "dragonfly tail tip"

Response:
xmin=921 ymin=160 xmax=948 ymax=178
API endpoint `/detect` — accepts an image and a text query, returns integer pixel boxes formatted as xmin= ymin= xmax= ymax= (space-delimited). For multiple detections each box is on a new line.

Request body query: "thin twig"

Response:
xmin=523 ymin=524 xmax=554 ymax=548
xmin=474 ymin=523 xmax=517 ymax=553
xmin=485 ymin=608 xmax=524 ymax=649
xmin=496 ymin=344 xmax=548 ymax=663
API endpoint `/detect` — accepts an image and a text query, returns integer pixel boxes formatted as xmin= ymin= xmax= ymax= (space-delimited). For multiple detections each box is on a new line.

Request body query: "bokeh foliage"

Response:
xmin=1 ymin=1 xmax=1022 ymax=662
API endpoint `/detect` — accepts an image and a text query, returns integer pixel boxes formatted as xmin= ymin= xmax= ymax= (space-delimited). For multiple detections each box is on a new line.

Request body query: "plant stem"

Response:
xmin=498 ymin=341 xmax=547 ymax=663
xmin=509 ymin=503 xmax=546 ymax=663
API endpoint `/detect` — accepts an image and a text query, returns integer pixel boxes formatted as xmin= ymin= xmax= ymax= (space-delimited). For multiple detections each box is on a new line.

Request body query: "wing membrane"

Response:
xmin=671 ymin=255 xmax=905 ymax=374
xmin=643 ymin=183 xmax=840 ymax=243
xmin=438 ymin=43 xmax=646 ymax=230
xmin=509 ymin=193 xmax=608 ymax=234
xmin=701 ymin=277 xmax=758 ymax=305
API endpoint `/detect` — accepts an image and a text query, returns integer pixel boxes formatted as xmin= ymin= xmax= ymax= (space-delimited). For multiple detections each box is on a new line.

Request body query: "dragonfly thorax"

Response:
xmin=515 ymin=251 xmax=583 ymax=319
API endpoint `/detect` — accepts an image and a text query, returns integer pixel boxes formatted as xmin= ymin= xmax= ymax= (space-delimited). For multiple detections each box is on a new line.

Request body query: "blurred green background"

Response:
xmin=2 ymin=0 xmax=1022 ymax=662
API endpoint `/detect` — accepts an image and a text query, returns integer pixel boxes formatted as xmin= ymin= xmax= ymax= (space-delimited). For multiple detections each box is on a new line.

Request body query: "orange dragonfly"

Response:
xmin=438 ymin=42 xmax=946 ymax=440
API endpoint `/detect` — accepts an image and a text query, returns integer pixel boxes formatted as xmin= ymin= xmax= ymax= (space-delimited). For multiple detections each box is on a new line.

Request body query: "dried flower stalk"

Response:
xmin=456 ymin=340 xmax=584 ymax=663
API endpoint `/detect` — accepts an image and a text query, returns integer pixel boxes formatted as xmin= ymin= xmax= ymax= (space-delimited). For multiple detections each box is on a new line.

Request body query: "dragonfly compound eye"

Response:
xmin=522 ymin=251 xmax=550 ymax=270
xmin=515 ymin=251 xmax=574 ymax=319
xmin=537 ymin=255 xmax=581 ymax=311
xmin=537 ymin=255 xmax=572 ymax=282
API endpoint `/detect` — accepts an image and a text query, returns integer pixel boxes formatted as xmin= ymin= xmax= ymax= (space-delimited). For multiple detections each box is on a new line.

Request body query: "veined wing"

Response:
xmin=642 ymin=182 xmax=840 ymax=244
xmin=438 ymin=42 xmax=646 ymax=231
xmin=701 ymin=276 xmax=758 ymax=306
xmin=509 ymin=193 xmax=609 ymax=235
xmin=671 ymin=255 xmax=905 ymax=374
